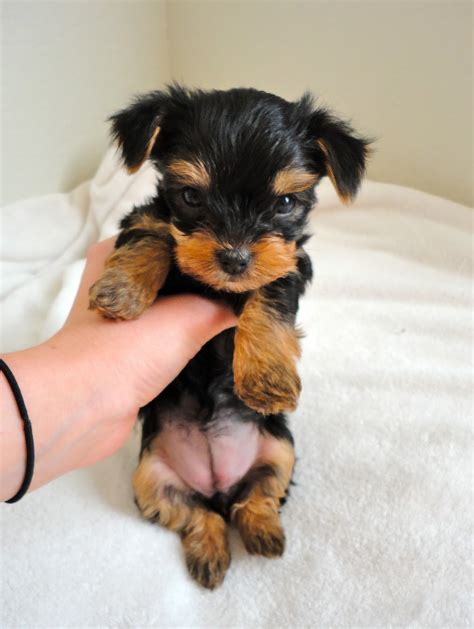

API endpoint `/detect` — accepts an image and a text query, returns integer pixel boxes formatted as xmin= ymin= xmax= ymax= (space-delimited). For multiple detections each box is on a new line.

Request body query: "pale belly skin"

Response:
xmin=143 ymin=387 xmax=290 ymax=499
xmin=156 ymin=418 xmax=260 ymax=496
xmin=153 ymin=416 xmax=286 ymax=497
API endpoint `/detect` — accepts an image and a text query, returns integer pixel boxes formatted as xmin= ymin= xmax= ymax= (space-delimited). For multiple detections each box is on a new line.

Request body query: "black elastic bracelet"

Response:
xmin=1 ymin=358 xmax=35 ymax=503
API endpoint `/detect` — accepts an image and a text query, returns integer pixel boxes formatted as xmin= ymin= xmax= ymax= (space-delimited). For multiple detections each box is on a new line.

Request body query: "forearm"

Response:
xmin=1 ymin=335 xmax=114 ymax=501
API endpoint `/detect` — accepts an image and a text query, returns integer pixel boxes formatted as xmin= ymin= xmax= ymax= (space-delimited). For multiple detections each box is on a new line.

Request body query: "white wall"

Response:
xmin=1 ymin=0 xmax=169 ymax=204
xmin=1 ymin=1 xmax=472 ymax=206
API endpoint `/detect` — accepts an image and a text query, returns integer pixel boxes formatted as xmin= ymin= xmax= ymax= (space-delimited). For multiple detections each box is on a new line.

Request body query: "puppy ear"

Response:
xmin=109 ymin=91 xmax=169 ymax=174
xmin=310 ymin=107 xmax=371 ymax=204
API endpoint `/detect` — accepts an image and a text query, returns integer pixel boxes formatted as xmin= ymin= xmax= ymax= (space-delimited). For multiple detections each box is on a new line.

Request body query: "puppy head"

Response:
xmin=111 ymin=85 xmax=370 ymax=292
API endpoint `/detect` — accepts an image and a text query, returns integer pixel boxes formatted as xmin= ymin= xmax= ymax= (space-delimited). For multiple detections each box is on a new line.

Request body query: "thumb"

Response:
xmin=149 ymin=293 xmax=237 ymax=354
xmin=128 ymin=294 xmax=237 ymax=404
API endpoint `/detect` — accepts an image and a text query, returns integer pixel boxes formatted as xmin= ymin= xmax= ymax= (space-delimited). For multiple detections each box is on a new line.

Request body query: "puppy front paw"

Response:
xmin=89 ymin=268 xmax=156 ymax=320
xmin=234 ymin=366 xmax=301 ymax=415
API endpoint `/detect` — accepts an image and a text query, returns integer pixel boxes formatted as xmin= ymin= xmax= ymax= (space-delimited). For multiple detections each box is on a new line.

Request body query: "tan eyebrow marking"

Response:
xmin=167 ymin=159 xmax=211 ymax=188
xmin=272 ymin=167 xmax=318 ymax=196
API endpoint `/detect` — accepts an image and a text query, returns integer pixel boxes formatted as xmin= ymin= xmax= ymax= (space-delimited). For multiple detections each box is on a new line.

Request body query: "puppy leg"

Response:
xmin=233 ymin=290 xmax=301 ymax=414
xmin=89 ymin=212 xmax=171 ymax=320
xmin=231 ymin=433 xmax=295 ymax=557
xmin=133 ymin=448 xmax=231 ymax=590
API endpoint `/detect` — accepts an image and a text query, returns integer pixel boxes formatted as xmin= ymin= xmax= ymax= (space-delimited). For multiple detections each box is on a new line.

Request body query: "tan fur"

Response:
xmin=127 ymin=126 xmax=161 ymax=174
xmin=170 ymin=225 xmax=297 ymax=293
xmin=182 ymin=511 xmax=230 ymax=589
xmin=272 ymin=167 xmax=318 ymax=195
xmin=233 ymin=291 xmax=301 ymax=414
xmin=129 ymin=214 xmax=170 ymax=236
xmin=232 ymin=439 xmax=295 ymax=557
xmin=133 ymin=450 xmax=189 ymax=529
xmin=316 ymin=138 xmax=351 ymax=204
xmin=89 ymin=231 xmax=171 ymax=320
xmin=167 ymin=158 xmax=211 ymax=188
xmin=133 ymin=449 xmax=230 ymax=589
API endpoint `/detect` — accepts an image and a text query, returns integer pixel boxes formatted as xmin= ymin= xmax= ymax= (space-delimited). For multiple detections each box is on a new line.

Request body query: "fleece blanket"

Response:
xmin=1 ymin=150 xmax=472 ymax=628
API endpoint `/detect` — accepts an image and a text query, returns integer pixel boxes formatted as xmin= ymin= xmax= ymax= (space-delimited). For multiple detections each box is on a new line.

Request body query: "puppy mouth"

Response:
xmin=221 ymin=271 xmax=251 ymax=285
xmin=205 ymin=267 xmax=260 ymax=292
xmin=225 ymin=274 xmax=246 ymax=282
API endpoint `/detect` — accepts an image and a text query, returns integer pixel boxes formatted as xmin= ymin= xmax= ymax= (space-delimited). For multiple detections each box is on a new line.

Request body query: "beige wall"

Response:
xmin=1 ymin=0 xmax=169 ymax=204
xmin=1 ymin=1 xmax=472 ymax=206
xmin=167 ymin=0 xmax=473 ymax=206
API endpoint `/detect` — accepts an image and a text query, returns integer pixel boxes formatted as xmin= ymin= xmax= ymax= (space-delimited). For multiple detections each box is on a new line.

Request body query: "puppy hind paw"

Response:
xmin=184 ymin=547 xmax=231 ymax=590
xmin=237 ymin=516 xmax=286 ymax=558
xmin=181 ymin=513 xmax=231 ymax=590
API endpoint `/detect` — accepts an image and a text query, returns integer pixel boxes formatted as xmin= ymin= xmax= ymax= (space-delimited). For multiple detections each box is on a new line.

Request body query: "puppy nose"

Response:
xmin=216 ymin=248 xmax=251 ymax=275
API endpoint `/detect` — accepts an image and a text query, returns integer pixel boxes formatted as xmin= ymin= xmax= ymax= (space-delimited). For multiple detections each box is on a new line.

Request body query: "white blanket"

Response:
xmin=1 ymin=150 xmax=472 ymax=627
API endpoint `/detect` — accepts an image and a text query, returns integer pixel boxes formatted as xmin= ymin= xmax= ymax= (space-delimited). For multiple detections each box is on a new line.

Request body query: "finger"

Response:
xmin=142 ymin=293 xmax=237 ymax=349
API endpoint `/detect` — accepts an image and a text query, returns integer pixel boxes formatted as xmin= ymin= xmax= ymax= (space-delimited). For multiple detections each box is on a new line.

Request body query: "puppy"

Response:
xmin=89 ymin=85 xmax=369 ymax=589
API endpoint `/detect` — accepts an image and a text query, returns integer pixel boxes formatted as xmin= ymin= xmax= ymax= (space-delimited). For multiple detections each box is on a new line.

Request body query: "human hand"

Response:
xmin=1 ymin=238 xmax=236 ymax=499
xmin=58 ymin=236 xmax=237 ymax=464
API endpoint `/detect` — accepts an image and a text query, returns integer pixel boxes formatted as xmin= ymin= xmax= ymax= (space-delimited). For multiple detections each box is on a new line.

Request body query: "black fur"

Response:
xmin=110 ymin=85 xmax=369 ymax=508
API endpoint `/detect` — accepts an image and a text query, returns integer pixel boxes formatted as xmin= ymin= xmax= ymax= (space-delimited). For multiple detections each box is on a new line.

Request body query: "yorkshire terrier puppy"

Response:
xmin=89 ymin=85 xmax=369 ymax=589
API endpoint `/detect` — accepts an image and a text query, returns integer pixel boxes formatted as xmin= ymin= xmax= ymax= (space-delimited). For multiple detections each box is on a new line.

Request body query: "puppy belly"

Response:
xmin=207 ymin=420 xmax=261 ymax=493
xmin=154 ymin=419 xmax=261 ymax=498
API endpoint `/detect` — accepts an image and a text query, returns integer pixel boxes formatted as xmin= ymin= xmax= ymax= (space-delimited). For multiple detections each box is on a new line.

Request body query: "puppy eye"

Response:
xmin=182 ymin=187 xmax=202 ymax=207
xmin=275 ymin=195 xmax=296 ymax=214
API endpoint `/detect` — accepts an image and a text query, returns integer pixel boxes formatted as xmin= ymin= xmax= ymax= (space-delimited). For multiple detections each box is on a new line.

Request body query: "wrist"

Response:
xmin=1 ymin=366 xmax=29 ymax=501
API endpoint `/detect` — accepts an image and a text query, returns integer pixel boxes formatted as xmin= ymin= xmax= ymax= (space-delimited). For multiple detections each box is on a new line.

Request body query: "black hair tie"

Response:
xmin=1 ymin=359 xmax=35 ymax=503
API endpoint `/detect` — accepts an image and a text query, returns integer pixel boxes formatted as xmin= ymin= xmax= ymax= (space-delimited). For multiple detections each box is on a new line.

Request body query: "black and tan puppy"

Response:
xmin=89 ymin=85 xmax=369 ymax=589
